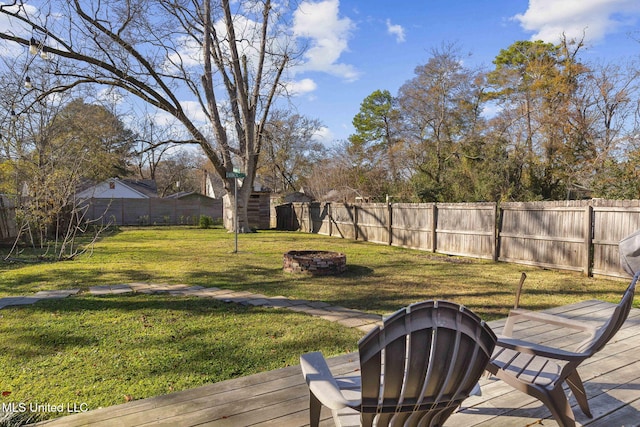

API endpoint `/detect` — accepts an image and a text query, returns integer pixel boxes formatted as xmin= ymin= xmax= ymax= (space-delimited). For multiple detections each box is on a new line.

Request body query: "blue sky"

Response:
xmin=1 ymin=0 xmax=639 ymax=148
xmin=290 ymin=0 xmax=640 ymax=144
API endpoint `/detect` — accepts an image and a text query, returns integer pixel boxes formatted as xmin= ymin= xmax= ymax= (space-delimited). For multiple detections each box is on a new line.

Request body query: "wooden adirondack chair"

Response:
xmin=487 ymin=272 xmax=638 ymax=427
xmin=300 ymin=300 xmax=497 ymax=427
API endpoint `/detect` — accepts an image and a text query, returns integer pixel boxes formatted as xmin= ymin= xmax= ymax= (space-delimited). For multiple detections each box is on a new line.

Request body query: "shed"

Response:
xmin=223 ymin=191 xmax=271 ymax=230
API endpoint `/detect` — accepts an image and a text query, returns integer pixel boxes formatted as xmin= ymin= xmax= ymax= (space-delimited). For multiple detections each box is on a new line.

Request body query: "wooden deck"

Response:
xmin=35 ymin=300 xmax=640 ymax=427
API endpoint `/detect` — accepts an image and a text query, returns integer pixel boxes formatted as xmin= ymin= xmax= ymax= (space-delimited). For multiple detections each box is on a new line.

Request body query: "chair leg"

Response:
xmin=543 ymin=386 xmax=577 ymax=427
xmin=309 ymin=393 xmax=322 ymax=427
xmin=566 ymin=370 xmax=592 ymax=418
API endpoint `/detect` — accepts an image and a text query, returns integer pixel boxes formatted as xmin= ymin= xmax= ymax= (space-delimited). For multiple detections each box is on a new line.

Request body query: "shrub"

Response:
xmin=199 ymin=215 xmax=213 ymax=229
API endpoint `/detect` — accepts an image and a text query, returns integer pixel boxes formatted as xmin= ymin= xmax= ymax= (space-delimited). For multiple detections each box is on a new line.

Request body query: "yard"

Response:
xmin=0 ymin=226 xmax=633 ymax=422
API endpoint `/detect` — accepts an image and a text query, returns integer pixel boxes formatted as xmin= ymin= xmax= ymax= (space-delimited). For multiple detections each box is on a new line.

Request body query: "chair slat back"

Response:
xmin=357 ymin=300 xmax=496 ymax=427
xmin=577 ymin=272 xmax=638 ymax=355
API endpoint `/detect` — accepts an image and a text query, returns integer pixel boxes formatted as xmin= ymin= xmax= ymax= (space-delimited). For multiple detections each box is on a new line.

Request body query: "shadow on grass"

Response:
xmin=0 ymin=295 xmax=361 ymax=391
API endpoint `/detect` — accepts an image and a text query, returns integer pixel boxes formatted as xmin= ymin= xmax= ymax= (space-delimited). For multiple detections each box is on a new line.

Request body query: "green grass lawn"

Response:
xmin=0 ymin=295 xmax=358 ymax=421
xmin=1 ymin=226 xmax=632 ymax=316
xmin=0 ymin=226 xmax=634 ymax=421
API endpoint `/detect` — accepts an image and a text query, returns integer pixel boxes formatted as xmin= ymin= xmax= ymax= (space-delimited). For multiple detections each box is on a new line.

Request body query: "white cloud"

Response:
xmin=386 ymin=19 xmax=406 ymax=43
xmin=180 ymin=100 xmax=209 ymax=124
xmin=0 ymin=3 xmax=42 ymax=58
xmin=286 ymin=78 xmax=318 ymax=96
xmin=514 ymin=0 xmax=640 ymax=44
xmin=312 ymin=126 xmax=334 ymax=145
xmin=293 ymin=0 xmax=359 ymax=81
xmin=146 ymin=100 xmax=209 ymax=130
xmin=95 ymin=87 xmax=127 ymax=106
xmin=481 ymin=100 xmax=502 ymax=119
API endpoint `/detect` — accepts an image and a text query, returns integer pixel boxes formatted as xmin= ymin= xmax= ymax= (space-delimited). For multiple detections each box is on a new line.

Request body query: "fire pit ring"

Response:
xmin=283 ymin=250 xmax=347 ymax=276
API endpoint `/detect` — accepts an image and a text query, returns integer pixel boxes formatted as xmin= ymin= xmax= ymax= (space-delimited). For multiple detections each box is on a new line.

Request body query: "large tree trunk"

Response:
xmin=223 ymin=177 xmax=255 ymax=232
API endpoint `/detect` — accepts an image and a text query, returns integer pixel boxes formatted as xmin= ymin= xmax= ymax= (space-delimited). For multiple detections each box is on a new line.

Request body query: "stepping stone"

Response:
xmin=34 ymin=289 xmax=80 ymax=298
xmin=184 ymin=288 xmax=229 ymax=297
xmin=181 ymin=286 xmax=205 ymax=292
xmin=264 ymin=297 xmax=294 ymax=308
xmin=128 ymin=283 xmax=157 ymax=292
xmin=222 ymin=296 xmax=253 ymax=305
xmin=307 ymin=301 xmax=332 ymax=308
xmin=318 ymin=312 xmax=357 ymax=322
xmin=0 ymin=296 xmax=41 ymax=308
xmin=337 ymin=316 xmax=382 ymax=328
xmin=89 ymin=286 xmax=113 ymax=295
xmin=287 ymin=305 xmax=330 ymax=316
xmin=246 ymin=299 xmax=271 ymax=307
xmin=110 ymin=284 xmax=133 ymax=294
xmin=285 ymin=299 xmax=311 ymax=306
xmin=324 ymin=306 xmax=366 ymax=317
xmin=89 ymin=285 xmax=132 ymax=295
xmin=168 ymin=286 xmax=204 ymax=295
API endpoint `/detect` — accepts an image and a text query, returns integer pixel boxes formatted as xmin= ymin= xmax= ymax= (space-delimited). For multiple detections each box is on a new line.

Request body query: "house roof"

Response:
xmin=119 ymin=179 xmax=158 ymax=198
xmin=76 ymin=178 xmax=159 ymax=199
xmin=164 ymin=191 xmax=213 ymax=199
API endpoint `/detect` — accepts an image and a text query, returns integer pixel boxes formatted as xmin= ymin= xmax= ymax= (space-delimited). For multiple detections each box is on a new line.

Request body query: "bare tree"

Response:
xmin=259 ymin=109 xmax=325 ymax=194
xmin=132 ymin=117 xmax=181 ymax=183
xmin=0 ymin=0 xmax=302 ymax=231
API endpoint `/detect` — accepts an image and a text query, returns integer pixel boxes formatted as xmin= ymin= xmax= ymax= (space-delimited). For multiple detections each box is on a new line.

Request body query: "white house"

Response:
xmin=76 ymin=178 xmax=158 ymax=199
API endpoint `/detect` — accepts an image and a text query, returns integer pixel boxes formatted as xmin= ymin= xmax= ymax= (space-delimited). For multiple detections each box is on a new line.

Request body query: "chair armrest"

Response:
xmin=502 ymin=308 xmax=598 ymax=337
xmin=300 ymin=352 xmax=361 ymax=411
xmin=496 ymin=337 xmax=587 ymax=363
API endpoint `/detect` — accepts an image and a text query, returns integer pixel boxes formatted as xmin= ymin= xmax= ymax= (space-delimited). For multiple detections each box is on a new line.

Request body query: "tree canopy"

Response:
xmin=0 ymin=0 xmax=302 ymax=231
xmin=1 ymin=1 xmax=640 ymax=210
xmin=322 ymin=39 xmax=640 ymax=203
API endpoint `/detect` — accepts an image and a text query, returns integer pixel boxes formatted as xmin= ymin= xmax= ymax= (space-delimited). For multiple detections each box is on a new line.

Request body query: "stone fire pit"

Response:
xmin=283 ymin=250 xmax=347 ymax=276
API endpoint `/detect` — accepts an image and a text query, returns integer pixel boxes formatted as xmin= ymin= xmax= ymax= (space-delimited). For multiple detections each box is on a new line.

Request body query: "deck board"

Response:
xmin=35 ymin=301 xmax=640 ymax=427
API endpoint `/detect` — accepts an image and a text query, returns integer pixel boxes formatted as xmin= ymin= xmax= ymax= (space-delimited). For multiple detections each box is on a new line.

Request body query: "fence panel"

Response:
xmin=313 ymin=202 xmax=332 ymax=235
xmin=122 ymin=199 xmax=152 ymax=224
xmin=0 ymin=195 xmax=17 ymax=241
xmin=307 ymin=202 xmax=329 ymax=234
xmin=84 ymin=198 xmax=124 ymax=225
xmin=81 ymin=197 xmax=222 ymax=226
xmin=290 ymin=203 xmax=306 ymax=231
xmin=499 ymin=202 xmax=590 ymax=273
xmin=149 ymin=199 xmax=177 ymax=224
xmin=175 ymin=198 xmax=221 ymax=225
xmin=391 ymin=203 xmax=434 ymax=251
xmin=592 ymin=200 xmax=640 ymax=278
xmin=330 ymin=204 xmax=357 ymax=239
xmin=298 ymin=203 xmax=312 ymax=232
xmin=356 ymin=204 xmax=390 ymax=244
xmin=436 ymin=203 xmax=497 ymax=259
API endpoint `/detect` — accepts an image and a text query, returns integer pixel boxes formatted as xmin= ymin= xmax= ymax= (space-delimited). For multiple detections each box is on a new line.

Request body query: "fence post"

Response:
xmin=492 ymin=203 xmax=498 ymax=261
xmin=354 ymin=204 xmax=359 ymax=240
xmin=584 ymin=204 xmax=593 ymax=276
xmin=328 ymin=203 xmax=332 ymax=237
xmin=496 ymin=205 xmax=504 ymax=262
xmin=387 ymin=202 xmax=393 ymax=245
xmin=431 ymin=204 xmax=437 ymax=253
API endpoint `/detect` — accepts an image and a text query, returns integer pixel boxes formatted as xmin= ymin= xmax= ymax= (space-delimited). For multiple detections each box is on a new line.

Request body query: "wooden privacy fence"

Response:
xmin=80 ymin=197 xmax=222 ymax=226
xmin=278 ymin=199 xmax=640 ymax=279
